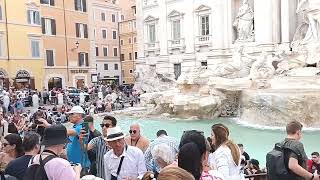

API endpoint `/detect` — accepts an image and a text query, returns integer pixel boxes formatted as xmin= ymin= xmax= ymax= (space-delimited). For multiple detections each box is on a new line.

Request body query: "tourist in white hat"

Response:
xmin=39 ymin=106 xmax=90 ymax=169
xmin=104 ymin=127 xmax=147 ymax=180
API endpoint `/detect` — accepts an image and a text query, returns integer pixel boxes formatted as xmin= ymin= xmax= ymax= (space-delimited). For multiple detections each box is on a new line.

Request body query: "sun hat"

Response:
xmin=41 ymin=124 xmax=71 ymax=146
xmin=105 ymin=127 xmax=125 ymax=142
xmin=66 ymin=106 xmax=85 ymax=114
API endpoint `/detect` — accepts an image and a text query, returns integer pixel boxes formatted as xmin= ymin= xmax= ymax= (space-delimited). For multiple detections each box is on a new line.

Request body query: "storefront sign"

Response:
xmin=70 ymin=69 xmax=88 ymax=74
xmin=16 ymin=70 xmax=30 ymax=79
xmin=91 ymin=74 xmax=98 ymax=83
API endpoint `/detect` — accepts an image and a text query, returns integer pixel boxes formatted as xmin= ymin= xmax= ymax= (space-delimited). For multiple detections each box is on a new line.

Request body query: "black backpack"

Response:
xmin=266 ymin=142 xmax=302 ymax=180
xmin=23 ymin=154 xmax=56 ymax=180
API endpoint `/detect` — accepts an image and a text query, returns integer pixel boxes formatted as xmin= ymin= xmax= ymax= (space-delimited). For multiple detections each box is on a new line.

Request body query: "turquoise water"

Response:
xmin=95 ymin=116 xmax=319 ymax=166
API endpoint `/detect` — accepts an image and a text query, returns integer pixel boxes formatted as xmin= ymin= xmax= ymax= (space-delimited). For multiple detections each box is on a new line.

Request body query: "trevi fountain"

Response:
xmin=122 ymin=0 xmax=320 ymax=128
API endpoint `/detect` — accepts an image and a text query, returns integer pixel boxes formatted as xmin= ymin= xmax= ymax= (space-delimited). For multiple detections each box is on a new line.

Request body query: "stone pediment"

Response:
xmin=26 ymin=1 xmax=40 ymax=8
xmin=195 ymin=5 xmax=211 ymax=12
xmin=144 ymin=15 xmax=159 ymax=23
xmin=168 ymin=10 xmax=184 ymax=18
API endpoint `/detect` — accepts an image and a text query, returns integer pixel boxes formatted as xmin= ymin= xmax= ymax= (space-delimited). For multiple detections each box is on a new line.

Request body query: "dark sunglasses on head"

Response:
xmin=129 ymin=130 xmax=137 ymax=134
xmin=2 ymin=143 xmax=10 ymax=147
xmin=183 ymin=130 xmax=204 ymax=136
xmin=100 ymin=123 xmax=111 ymax=128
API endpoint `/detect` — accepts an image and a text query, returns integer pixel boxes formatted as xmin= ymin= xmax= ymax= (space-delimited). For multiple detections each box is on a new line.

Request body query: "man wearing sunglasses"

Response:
xmin=125 ymin=123 xmax=150 ymax=153
xmin=84 ymin=115 xmax=117 ymax=179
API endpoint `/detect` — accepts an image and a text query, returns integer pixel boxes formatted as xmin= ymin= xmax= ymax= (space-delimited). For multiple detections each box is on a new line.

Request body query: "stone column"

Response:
xmin=281 ymin=0 xmax=297 ymax=43
xmin=254 ymin=0 xmax=281 ymax=44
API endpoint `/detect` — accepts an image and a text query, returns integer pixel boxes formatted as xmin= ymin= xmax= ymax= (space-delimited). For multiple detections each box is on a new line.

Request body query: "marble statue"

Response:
xmin=233 ymin=0 xmax=254 ymax=42
xmin=296 ymin=0 xmax=320 ymax=42
xmin=249 ymin=51 xmax=275 ymax=88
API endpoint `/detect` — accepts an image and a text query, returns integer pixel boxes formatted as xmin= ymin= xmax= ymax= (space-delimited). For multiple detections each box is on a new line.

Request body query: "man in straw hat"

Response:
xmin=104 ymin=127 xmax=146 ymax=180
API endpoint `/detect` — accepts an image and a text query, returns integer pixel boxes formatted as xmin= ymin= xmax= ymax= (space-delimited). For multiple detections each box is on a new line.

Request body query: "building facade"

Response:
xmin=88 ymin=0 xmax=122 ymax=85
xmin=136 ymin=0 xmax=299 ymax=79
xmin=0 ymin=0 xmax=44 ymax=90
xmin=119 ymin=0 xmax=137 ymax=84
xmin=41 ymin=0 xmax=92 ymax=89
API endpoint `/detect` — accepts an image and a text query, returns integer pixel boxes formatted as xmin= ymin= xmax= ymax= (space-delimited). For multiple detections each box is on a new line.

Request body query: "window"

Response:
xmin=40 ymin=0 xmax=55 ymax=6
xmin=101 ymin=13 xmax=106 ymax=21
xmin=121 ymin=15 xmax=124 ymax=21
xmin=76 ymin=23 xmax=88 ymax=38
xmin=135 ymin=52 xmax=138 ymax=59
xmin=120 ymin=54 xmax=124 ymax=61
xmin=114 ymin=64 xmax=118 ymax=70
xmin=200 ymin=15 xmax=209 ymax=35
xmin=113 ymin=48 xmax=118 ymax=56
xmin=0 ymin=6 xmax=2 ymax=20
xmin=103 ymin=47 xmax=108 ymax=56
xmin=104 ymin=64 xmax=108 ymax=70
xmin=93 ymin=28 xmax=96 ymax=38
xmin=0 ymin=38 xmax=3 ymax=57
xmin=133 ymin=6 xmax=136 ymax=14
xmin=95 ymin=46 xmax=99 ymax=56
xmin=128 ymin=38 xmax=132 ymax=44
xmin=120 ymin=39 xmax=123 ymax=45
xmin=130 ymin=69 xmax=133 ymax=73
xmin=75 ymin=0 xmax=87 ymax=12
xmin=102 ymin=29 xmax=107 ymax=39
xmin=27 ymin=10 xmax=40 ymax=25
xmin=78 ymin=52 xmax=89 ymax=66
xmin=174 ymin=63 xmax=181 ymax=80
xmin=42 ymin=18 xmax=56 ymax=35
xmin=134 ymin=37 xmax=137 ymax=43
xmin=129 ymin=53 xmax=132 ymax=60
xmin=112 ymin=14 xmax=116 ymax=22
xmin=46 ymin=50 xmax=54 ymax=66
xmin=112 ymin=30 xmax=117 ymax=39
xmin=148 ymin=24 xmax=156 ymax=43
xmin=133 ymin=21 xmax=137 ymax=29
xmin=128 ymin=22 xmax=132 ymax=31
xmin=172 ymin=20 xmax=181 ymax=40
xmin=31 ymin=40 xmax=40 ymax=58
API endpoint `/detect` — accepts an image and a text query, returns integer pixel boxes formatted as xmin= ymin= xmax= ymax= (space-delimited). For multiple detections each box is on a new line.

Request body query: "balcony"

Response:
xmin=168 ymin=38 xmax=186 ymax=54
xmin=195 ymin=35 xmax=212 ymax=51
xmin=144 ymin=42 xmax=160 ymax=56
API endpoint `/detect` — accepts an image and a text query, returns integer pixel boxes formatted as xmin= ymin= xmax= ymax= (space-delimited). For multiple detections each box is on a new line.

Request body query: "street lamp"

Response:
xmin=71 ymin=41 xmax=80 ymax=51
xmin=75 ymin=41 xmax=79 ymax=49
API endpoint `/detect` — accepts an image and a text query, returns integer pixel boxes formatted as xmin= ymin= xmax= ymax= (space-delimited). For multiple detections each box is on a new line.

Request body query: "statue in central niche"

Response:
xmin=233 ymin=0 xmax=254 ymax=42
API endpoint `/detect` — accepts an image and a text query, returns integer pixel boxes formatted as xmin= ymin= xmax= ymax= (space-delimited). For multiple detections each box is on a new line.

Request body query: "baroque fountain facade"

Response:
xmin=131 ymin=0 xmax=320 ymax=127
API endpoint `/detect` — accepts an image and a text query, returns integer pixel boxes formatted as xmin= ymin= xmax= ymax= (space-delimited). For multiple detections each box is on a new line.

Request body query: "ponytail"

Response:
xmin=225 ymin=140 xmax=240 ymax=165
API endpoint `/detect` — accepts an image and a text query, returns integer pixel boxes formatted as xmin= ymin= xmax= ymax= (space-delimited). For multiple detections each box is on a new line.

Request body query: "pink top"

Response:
xmin=44 ymin=158 xmax=76 ymax=180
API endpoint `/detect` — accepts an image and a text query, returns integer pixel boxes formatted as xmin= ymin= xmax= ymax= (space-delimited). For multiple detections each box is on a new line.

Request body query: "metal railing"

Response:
xmin=244 ymin=173 xmax=268 ymax=180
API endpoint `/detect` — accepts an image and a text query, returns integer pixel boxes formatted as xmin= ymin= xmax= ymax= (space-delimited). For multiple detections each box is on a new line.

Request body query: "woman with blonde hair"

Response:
xmin=210 ymin=124 xmax=244 ymax=179
xmin=142 ymin=167 xmax=195 ymax=180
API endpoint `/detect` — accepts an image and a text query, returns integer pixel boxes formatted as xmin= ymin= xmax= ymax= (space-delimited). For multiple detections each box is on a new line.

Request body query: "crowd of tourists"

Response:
xmin=0 ymin=84 xmax=140 ymax=114
xmin=0 ymin=99 xmax=317 ymax=180
xmin=0 ymin=85 xmax=318 ymax=180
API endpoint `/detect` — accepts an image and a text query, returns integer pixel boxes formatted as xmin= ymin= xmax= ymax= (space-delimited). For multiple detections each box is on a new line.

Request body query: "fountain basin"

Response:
xmin=240 ymin=89 xmax=320 ymax=127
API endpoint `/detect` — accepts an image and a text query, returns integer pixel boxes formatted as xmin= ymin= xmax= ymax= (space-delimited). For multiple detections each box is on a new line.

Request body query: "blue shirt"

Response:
xmin=66 ymin=121 xmax=90 ymax=167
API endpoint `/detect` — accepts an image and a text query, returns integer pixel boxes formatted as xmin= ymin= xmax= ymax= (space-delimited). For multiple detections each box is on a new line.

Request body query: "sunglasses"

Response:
xmin=100 ymin=123 xmax=111 ymax=128
xmin=2 ymin=143 xmax=10 ymax=147
xmin=129 ymin=130 xmax=137 ymax=134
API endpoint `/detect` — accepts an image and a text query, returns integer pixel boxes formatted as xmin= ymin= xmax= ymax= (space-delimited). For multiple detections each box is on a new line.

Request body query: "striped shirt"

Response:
xmin=89 ymin=136 xmax=108 ymax=179
xmin=144 ymin=135 xmax=179 ymax=172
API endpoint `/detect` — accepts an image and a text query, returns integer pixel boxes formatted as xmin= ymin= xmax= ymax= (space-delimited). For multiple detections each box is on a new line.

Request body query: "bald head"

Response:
xmin=129 ymin=123 xmax=141 ymax=140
